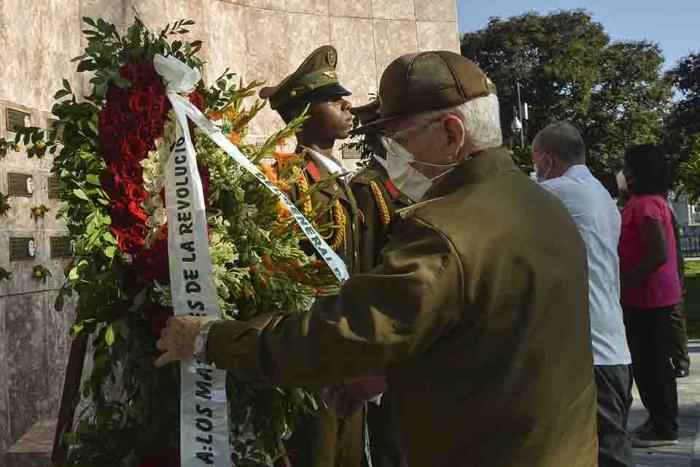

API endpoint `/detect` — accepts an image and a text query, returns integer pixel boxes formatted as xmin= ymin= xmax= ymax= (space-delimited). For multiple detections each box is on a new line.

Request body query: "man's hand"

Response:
xmin=322 ymin=375 xmax=387 ymax=419
xmin=155 ymin=315 xmax=212 ymax=367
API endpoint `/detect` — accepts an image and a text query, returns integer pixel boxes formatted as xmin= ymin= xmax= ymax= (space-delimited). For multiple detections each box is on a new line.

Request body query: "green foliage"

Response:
xmin=669 ymin=53 xmax=700 ymax=199
xmin=0 ymin=193 xmax=10 ymax=217
xmin=32 ymin=265 xmax=52 ymax=282
xmin=0 ymin=267 xmax=11 ymax=282
xmin=461 ymin=10 xmax=672 ymax=187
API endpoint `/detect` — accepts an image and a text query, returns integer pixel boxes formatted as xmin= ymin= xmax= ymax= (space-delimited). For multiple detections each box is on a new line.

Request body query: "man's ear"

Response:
xmin=443 ymin=115 xmax=466 ymax=154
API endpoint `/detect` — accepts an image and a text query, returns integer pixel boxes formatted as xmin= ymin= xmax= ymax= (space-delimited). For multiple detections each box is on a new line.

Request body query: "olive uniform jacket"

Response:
xmin=209 ymin=147 xmax=598 ymax=466
xmin=283 ymin=149 xmax=364 ymax=467
xmin=350 ymin=159 xmax=411 ymax=273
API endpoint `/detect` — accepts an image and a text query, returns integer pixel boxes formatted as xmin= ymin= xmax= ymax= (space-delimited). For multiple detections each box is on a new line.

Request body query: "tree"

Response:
xmin=669 ymin=53 xmax=700 ymax=199
xmin=461 ymin=11 xmax=672 ymax=188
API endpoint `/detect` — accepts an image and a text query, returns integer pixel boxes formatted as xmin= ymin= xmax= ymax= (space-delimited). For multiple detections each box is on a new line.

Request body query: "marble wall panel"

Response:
xmin=0 ymin=0 xmax=81 ymax=112
xmin=286 ymin=13 xmax=332 ymax=70
xmin=79 ymin=0 xmax=133 ymax=29
xmin=286 ymin=0 xmax=329 ymax=16
xmin=42 ymin=290 xmax=74 ymax=414
xmin=372 ymin=19 xmax=418 ymax=81
xmin=372 ymin=0 xmax=415 ymax=21
xmin=233 ymin=0 xmax=287 ymax=10
xmin=417 ymin=21 xmax=460 ymax=52
xmin=203 ymin=1 xmax=248 ymax=84
xmin=0 ymin=298 xmax=10 ymax=455
xmin=328 ymin=0 xmax=371 ymax=19
xmin=414 ymin=0 xmax=457 ymax=22
xmin=5 ymin=292 xmax=49 ymax=443
xmin=331 ymin=17 xmax=377 ymax=105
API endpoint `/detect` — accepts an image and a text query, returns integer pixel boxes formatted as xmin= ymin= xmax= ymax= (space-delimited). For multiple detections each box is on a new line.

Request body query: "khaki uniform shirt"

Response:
xmin=210 ymin=147 xmax=598 ymax=466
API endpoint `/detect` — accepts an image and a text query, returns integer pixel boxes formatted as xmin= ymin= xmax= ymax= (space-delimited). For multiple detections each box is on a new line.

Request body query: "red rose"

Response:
xmin=129 ymin=90 xmax=152 ymax=113
xmin=121 ymin=136 xmax=148 ymax=161
xmin=117 ymin=231 xmax=144 ymax=254
xmin=127 ymin=200 xmax=148 ymax=223
xmin=126 ymin=183 xmax=148 ymax=203
xmin=121 ymin=161 xmax=143 ymax=185
xmin=149 ymin=94 xmax=167 ymax=121
xmin=189 ymin=91 xmax=206 ymax=112
xmin=119 ymin=64 xmax=139 ymax=84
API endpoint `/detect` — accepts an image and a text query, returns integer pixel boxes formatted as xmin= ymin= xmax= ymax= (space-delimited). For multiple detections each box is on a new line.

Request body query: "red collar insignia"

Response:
xmin=384 ymin=179 xmax=399 ymax=199
xmin=306 ymin=161 xmax=322 ymax=182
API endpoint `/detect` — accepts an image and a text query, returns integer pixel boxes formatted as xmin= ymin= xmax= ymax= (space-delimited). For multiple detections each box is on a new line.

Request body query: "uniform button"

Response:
xmin=332 ymin=184 xmax=339 ymax=191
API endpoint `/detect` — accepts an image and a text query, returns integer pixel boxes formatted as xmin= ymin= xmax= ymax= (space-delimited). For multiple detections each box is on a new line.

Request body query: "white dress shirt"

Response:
xmin=542 ymin=165 xmax=631 ymax=366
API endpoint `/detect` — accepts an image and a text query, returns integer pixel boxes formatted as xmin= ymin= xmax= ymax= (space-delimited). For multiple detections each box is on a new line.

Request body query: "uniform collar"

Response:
xmin=430 ymin=146 xmax=517 ymax=198
xmin=306 ymin=148 xmax=347 ymax=175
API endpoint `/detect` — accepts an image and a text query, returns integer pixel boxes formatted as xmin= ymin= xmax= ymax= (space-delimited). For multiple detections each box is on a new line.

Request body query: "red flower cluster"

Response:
xmin=98 ymin=61 xmax=170 ymax=257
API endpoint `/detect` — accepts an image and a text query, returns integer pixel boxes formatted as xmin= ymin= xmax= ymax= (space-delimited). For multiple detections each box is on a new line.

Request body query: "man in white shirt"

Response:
xmin=533 ymin=122 xmax=633 ymax=467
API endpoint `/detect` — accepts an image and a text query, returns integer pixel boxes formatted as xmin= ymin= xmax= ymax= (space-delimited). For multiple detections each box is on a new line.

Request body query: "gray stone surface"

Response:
xmin=629 ymin=342 xmax=700 ymax=466
xmin=4 ymin=419 xmax=54 ymax=467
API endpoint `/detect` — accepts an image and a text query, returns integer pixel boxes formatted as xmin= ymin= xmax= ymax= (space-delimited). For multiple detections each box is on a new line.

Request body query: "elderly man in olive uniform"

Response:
xmin=262 ymin=45 xmax=364 ymax=467
xmin=156 ymin=51 xmax=598 ymax=466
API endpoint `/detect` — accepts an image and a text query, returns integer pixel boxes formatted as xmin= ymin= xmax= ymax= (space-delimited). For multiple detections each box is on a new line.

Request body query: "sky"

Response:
xmin=457 ymin=0 xmax=699 ymax=69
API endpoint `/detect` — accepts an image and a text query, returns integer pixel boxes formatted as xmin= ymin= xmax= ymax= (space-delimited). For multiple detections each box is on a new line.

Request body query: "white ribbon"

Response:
xmin=154 ymin=54 xmax=350 ymax=466
xmin=156 ymin=54 xmax=231 ymax=467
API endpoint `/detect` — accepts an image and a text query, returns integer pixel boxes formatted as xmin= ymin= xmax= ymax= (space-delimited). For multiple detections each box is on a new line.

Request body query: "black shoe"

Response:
xmin=675 ymin=367 xmax=690 ymax=378
xmin=632 ymin=429 xmax=679 ymax=448
xmin=633 ymin=419 xmax=653 ymax=435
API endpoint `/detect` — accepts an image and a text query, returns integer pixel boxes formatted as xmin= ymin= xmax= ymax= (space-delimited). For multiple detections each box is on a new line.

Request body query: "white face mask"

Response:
xmin=376 ymin=136 xmax=457 ymax=202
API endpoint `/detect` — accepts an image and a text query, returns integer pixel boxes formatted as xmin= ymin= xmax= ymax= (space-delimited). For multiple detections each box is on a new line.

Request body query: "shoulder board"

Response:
xmin=384 ymin=179 xmax=399 ymax=199
xmin=306 ymin=161 xmax=322 ymax=182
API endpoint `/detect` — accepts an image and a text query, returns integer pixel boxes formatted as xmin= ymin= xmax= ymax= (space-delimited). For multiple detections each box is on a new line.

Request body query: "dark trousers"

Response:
xmin=624 ymin=306 xmax=679 ymax=435
xmin=670 ymin=300 xmax=690 ymax=371
xmin=595 ymin=365 xmax=633 ymax=467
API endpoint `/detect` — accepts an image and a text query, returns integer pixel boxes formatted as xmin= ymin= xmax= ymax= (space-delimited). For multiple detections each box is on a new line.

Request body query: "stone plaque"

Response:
xmin=48 ymin=176 xmax=62 ymax=199
xmin=341 ymin=145 xmax=361 ymax=159
xmin=50 ymin=237 xmax=72 ymax=258
xmin=6 ymin=108 xmax=30 ymax=132
xmin=8 ymin=173 xmax=34 ymax=197
xmin=10 ymin=237 xmax=35 ymax=261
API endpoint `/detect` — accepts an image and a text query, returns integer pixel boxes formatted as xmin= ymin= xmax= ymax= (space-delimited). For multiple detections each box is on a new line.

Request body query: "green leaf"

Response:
xmin=104 ymin=245 xmax=116 ymax=258
xmin=105 ymin=325 xmax=115 ymax=346
xmin=68 ymin=267 xmax=80 ymax=280
xmin=73 ymin=188 xmax=89 ymax=201
xmin=70 ymin=322 xmax=84 ymax=339
xmin=86 ymin=174 xmax=100 ymax=185
xmin=54 ymin=89 xmax=72 ymax=99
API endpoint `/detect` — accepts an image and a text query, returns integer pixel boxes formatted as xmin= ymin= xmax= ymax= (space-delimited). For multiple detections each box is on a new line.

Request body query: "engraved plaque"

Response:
xmin=50 ymin=237 xmax=72 ymax=258
xmin=341 ymin=146 xmax=361 ymax=159
xmin=48 ymin=176 xmax=63 ymax=199
xmin=8 ymin=173 xmax=33 ymax=197
xmin=6 ymin=108 xmax=30 ymax=132
xmin=10 ymin=237 xmax=35 ymax=261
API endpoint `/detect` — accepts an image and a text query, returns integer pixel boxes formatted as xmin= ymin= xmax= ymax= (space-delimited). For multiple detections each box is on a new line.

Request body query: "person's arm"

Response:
xmin=205 ymin=218 xmax=464 ymax=388
xmin=623 ymin=217 xmax=669 ymax=285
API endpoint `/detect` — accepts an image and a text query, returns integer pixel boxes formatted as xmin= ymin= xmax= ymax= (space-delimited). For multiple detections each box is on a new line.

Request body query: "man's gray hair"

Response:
xmin=414 ymin=94 xmax=503 ymax=154
xmin=533 ymin=122 xmax=586 ymax=164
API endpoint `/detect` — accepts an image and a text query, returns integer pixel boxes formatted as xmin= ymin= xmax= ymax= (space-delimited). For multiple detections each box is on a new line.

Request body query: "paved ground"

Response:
xmin=629 ymin=342 xmax=700 ymax=466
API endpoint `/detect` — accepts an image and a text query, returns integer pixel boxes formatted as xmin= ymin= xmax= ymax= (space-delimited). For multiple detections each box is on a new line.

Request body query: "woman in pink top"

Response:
xmin=619 ymin=145 xmax=681 ymax=448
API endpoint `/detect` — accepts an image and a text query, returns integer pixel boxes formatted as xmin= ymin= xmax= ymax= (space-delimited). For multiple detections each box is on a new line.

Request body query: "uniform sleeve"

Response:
xmin=351 ymin=182 xmax=381 ymax=273
xmin=206 ymin=218 xmax=464 ymax=388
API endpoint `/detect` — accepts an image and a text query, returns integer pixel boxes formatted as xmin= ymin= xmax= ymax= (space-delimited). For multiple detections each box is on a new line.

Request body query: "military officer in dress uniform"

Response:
xmin=348 ymin=101 xmax=410 ymax=467
xmin=157 ymin=51 xmax=598 ymax=467
xmin=260 ymin=45 xmax=364 ymax=467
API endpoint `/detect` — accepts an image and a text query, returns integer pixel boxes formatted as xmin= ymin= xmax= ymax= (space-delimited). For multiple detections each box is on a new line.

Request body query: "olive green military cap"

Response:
xmin=259 ymin=45 xmax=351 ymax=111
xmin=358 ymin=51 xmax=496 ymax=131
